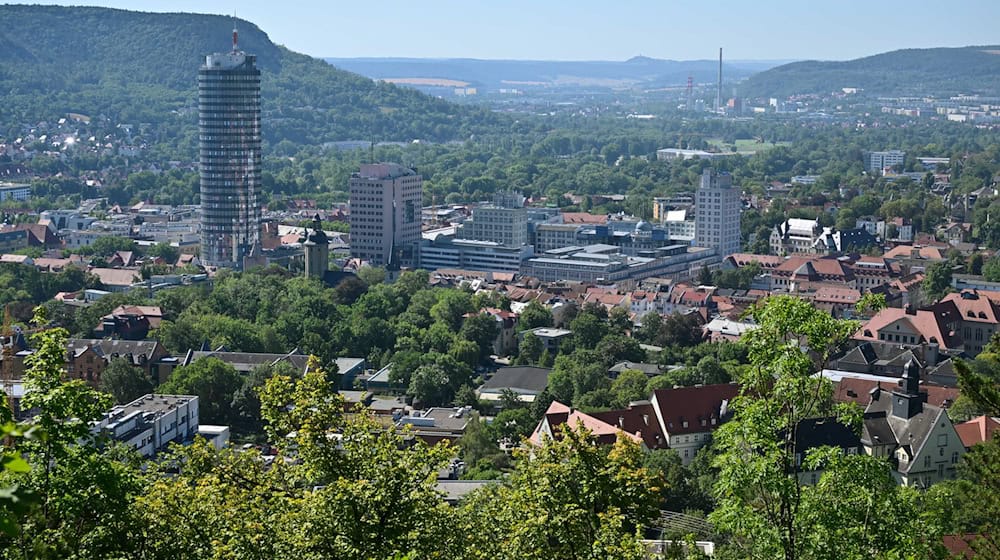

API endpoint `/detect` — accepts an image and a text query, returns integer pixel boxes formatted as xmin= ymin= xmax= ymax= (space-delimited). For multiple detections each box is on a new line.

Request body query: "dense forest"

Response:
xmin=0 ymin=5 xmax=506 ymax=145
xmin=741 ymin=45 xmax=1000 ymax=98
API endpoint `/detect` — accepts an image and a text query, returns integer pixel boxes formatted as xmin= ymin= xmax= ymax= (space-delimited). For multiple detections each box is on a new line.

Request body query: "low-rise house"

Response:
xmin=477 ymin=366 xmax=553 ymax=404
xmin=519 ymin=327 xmax=572 ymax=353
xmin=954 ymin=415 xmax=1000 ymax=449
xmin=702 ymin=317 xmax=757 ymax=342
xmin=861 ymin=361 xmax=966 ymax=487
xmin=89 ymin=267 xmax=141 ymax=292
xmin=530 ymin=401 xmax=649 ymax=447
xmin=397 ymin=406 xmax=471 ymax=445
xmin=608 ymin=361 xmax=662 ymax=379
xmin=650 ymin=383 xmax=739 ymax=464
xmin=94 ymin=305 xmax=163 ymax=340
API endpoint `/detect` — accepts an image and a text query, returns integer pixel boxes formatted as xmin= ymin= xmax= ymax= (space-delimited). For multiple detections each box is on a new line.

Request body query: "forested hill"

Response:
xmin=740 ymin=45 xmax=1000 ymax=99
xmin=0 ymin=5 xmax=505 ymax=145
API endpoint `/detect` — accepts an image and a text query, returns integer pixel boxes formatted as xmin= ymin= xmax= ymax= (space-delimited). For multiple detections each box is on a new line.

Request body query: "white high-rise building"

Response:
xmin=695 ymin=169 xmax=741 ymax=258
xmin=349 ymin=163 xmax=422 ymax=268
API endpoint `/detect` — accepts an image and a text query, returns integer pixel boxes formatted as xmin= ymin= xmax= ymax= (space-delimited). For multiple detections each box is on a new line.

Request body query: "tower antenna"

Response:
xmin=232 ymin=11 xmax=239 ymax=51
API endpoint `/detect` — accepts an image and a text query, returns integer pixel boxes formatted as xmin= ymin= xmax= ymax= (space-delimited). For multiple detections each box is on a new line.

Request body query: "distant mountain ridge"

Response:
xmin=0 ymin=5 xmax=503 ymax=145
xmin=740 ymin=45 xmax=1000 ymax=98
xmin=324 ymin=56 xmax=790 ymax=90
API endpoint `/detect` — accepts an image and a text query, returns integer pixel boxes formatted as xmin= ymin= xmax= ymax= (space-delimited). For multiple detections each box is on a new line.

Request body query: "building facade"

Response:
xmin=694 ymin=169 xmax=741 ymax=258
xmin=865 ymin=150 xmax=906 ymax=172
xmin=349 ymin=163 xmax=422 ymax=267
xmin=459 ymin=191 xmax=528 ymax=248
xmin=198 ymin=30 xmax=262 ymax=268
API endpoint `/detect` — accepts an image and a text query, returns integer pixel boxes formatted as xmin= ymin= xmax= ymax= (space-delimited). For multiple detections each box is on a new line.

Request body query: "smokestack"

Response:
xmin=717 ymin=48 xmax=722 ymax=114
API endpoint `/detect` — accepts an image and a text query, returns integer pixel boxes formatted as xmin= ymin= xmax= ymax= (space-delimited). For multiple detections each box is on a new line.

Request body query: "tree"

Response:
xmin=408 ymin=364 xmax=452 ymax=407
xmin=608 ymin=306 xmax=632 ymax=335
xmin=459 ymin=312 xmax=500 ymax=362
xmin=984 ymin=256 xmax=1000 ymax=283
xmin=570 ymin=312 xmax=608 ymax=349
xmin=2 ymin=315 xmax=140 ymax=558
xmin=518 ymin=300 xmax=553 ymax=331
xmin=156 ymin=357 xmax=241 ymax=425
xmin=145 ymin=242 xmax=179 ymax=265
xmin=709 ymin=296 xmax=940 ymax=560
xmin=452 ymin=424 xmax=658 ymax=560
xmin=517 ymin=331 xmax=543 ymax=365
xmin=356 ymin=265 xmax=386 ymax=286
xmin=611 ymin=369 xmax=648 ymax=408
xmin=448 ymin=338 xmax=481 ymax=369
xmin=595 ymin=334 xmax=645 ymax=366
xmin=922 ymin=261 xmax=953 ymax=303
xmin=98 ymin=357 xmax=153 ymax=404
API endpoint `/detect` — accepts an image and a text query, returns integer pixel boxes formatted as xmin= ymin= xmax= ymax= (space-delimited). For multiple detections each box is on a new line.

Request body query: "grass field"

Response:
xmin=707 ymin=138 xmax=791 ymax=153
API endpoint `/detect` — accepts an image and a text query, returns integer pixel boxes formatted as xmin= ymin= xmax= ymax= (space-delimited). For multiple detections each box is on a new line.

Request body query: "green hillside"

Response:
xmin=740 ymin=45 xmax=1000 ymax=98
xmin=0 ymin=5 xmax=504 ymax=145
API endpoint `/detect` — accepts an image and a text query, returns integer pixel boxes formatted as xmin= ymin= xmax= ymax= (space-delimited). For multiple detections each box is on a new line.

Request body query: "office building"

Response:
xmin=694 ymin=169 xmax=741 ymax=258
xmin=198 ymin=26 xmax=262 ymax=268
xmin=865 ymin=150 xmax=906 ymax=173
xmin=420 ymin=227 xmax=531 ymax=273
xmin=521 ymin=244 xmax=718 ymax=284
xmin=459 ymin=191 xmax=528 ymax=247
xmin=349 ymin=163 xmax=422 ymax=267
xmin=0 ymin=184 xmax=30 ymax=202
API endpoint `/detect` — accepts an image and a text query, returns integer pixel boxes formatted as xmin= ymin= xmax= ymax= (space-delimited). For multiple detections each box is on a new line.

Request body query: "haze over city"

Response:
xmin=16 ymin=0 xmax=1000 ymax=60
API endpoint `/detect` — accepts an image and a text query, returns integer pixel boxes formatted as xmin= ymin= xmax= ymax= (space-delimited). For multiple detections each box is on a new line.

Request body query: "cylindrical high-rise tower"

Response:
xmin=198 ymin=26 xmax=261 ymax=268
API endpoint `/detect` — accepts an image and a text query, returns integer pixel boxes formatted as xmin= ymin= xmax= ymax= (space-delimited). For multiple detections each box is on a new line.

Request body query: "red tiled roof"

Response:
xmin=834 ymin=378 xmax=958 ymax=409
xmin=774 ymin=256 xmax=853 ymax=280
xmin=854 ymin=307 xmax=958 ymax=350
xmin=955 ymin=415 xmax=1000 ymax=448
xmin=812 ymin=287 xmax=861 ymax=304
xmin=939 ymin=291 xmax=1000 ymax=324
xmin=652 ymin=383 xmax=739 ymax=435
xmin=883 ymin=245 xmax=946 ymax=260
xmin=530 ymin=401 xmax=643 ymax=446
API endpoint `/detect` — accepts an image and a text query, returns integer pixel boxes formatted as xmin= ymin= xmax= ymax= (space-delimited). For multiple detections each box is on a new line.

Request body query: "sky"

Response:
xmin=15 ymin=0 xmax=1000 ymax=61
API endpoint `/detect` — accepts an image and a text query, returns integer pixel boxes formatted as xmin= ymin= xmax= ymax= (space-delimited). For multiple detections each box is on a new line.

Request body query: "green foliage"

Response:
xmin=453 ymin=424 xmax=658 ymax=560
xmin=156 ymin=357 xmax=241 ymax=425
xmin=742 ymin=45 xmax=1000 ymax=98
xmin=97 ymin=357 xmax=153 ymax=405
xmin=709 ymin=296 xmax=936 ymax=560
xmin=922 ymin=261 xmax=953 ymax=303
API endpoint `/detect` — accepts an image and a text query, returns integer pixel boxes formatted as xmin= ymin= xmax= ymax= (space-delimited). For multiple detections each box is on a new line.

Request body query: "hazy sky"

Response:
xmin=16 ymin=0 xmax=1000 ymax=61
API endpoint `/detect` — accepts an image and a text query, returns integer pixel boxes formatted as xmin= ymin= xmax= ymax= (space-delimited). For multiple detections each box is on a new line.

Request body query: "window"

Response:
xmin=938 ymin=434 xmax=948 ymax=446
xmin=924 ymin=456 xmax=931 ymax=468
xmin=951 ymin=452 xmax=959 ymax=464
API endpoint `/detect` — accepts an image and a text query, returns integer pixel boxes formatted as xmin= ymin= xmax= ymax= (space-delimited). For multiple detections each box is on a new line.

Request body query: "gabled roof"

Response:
xmin=853 ymin=307 xmax=958 ymax=350
xmin=834 ymin=377 xmax=958 ymax=409
xmin=652 ymin=383 xmax=738 ymax=435
xmin=884 ymin=245 xmax=946 ymax=260
xmin=863 ymin=391 xmax=948 ymax=471
xmin=955 ymin=415 xmax=1000 ymax=448
xmin=89 ymin=267 xmax=141 ymax=287
xmin=938 ymin=291 xmax=1000 ymax=325
xmin=530 ymin=400 xmax=645 ymax=447
xmin=794 ymin=417 xmax=862 ymax=455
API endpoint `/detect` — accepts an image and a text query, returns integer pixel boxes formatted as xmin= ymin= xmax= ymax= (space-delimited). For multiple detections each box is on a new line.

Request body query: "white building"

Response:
xmin=349 ymin=163 xmax=422 ymax=267
xmin=662 ymin=209 xmax=696 ymax=243
xmin=90 ymin=394 xmax=200 ymax=458
xmin=420 ymin=228 xmax=532 ymax=273
xmin=458 ymin=191 xmax=528 ymax=248
xmin=694 ymin=169 xmax=741 ymax=258
xmin=865 ymin=150 xmax=906 ymax=173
